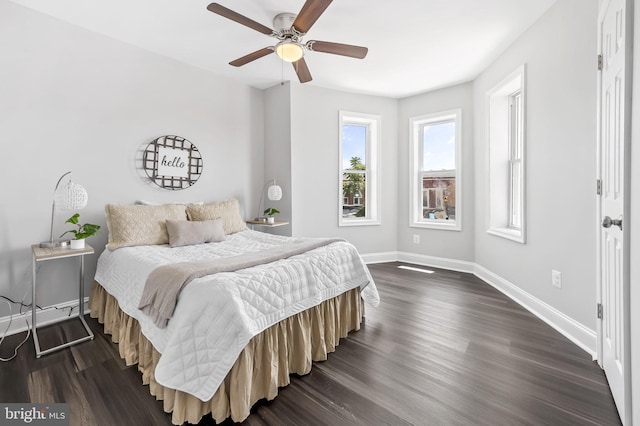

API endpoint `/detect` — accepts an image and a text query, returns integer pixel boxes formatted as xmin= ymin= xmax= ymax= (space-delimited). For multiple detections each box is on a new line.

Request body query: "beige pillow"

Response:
xmin=166 ymin=219 xmax=226 ymax=247
xmin=186 ymin=199 xmax=247 ymax=234
xmin=105 ymin=204 xmax=187 ymax=250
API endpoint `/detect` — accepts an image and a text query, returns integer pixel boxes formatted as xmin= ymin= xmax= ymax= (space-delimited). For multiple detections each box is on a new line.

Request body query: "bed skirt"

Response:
xmin=89 ymin=281 xmax=363 ymax=424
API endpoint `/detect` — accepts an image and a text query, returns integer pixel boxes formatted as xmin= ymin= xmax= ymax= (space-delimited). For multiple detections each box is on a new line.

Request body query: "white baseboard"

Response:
xmin=397 ymin=251 xmax=475 ymax=273
xmin=363 ymin=251 xmax=597 ymax=358
xmin=473 ymin=265 xmax=597 ymax=358
xmin=360 ymin=251 xmax=398 ymax=264
xmin=0 ymin=298 xmax=90 ymax=337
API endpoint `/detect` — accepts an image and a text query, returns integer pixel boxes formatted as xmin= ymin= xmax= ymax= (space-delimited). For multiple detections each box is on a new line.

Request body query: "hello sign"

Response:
xmin=143 ymin=135 xmax=203 ymax=190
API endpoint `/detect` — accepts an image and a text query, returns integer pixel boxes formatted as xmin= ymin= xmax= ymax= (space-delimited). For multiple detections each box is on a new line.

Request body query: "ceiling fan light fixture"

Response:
xmin=275 ymin=41 xmax=304 ymax=62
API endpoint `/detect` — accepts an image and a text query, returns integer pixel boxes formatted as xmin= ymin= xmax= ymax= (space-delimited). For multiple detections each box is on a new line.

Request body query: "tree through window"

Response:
xmin=339 ymin=112 xmax=380 ymax=226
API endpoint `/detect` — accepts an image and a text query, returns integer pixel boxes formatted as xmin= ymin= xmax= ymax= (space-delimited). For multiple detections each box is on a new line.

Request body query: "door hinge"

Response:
xmin=597 ymin=303 xmax=603 ymax=319
xmin=597 ymin=179 xmax=602 ymax=195
xmin=598 ymin=54 xmax=603 ymax=71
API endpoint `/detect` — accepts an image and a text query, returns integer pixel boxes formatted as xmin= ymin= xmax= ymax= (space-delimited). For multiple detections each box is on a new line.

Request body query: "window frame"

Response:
xmin=409 ymin=109 xmax=462 ymax=231
xmin=508 ymin=90 xmax=523 ymax=230
xmin=486 ymin=65 xmax=526 ymax=243
xmin=338 ymin=111 xmax=381 ymax=227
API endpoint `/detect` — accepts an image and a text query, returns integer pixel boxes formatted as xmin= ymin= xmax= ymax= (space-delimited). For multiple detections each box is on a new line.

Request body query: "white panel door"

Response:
xmin=598 ymin=0 xmax=631 ymax=423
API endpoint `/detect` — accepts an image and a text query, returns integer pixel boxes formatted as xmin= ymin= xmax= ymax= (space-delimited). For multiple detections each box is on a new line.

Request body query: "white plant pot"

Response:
xmin=70 ymin=239 xmax=85 ymax=249
xmin=267 ymin=217 xmax=275 ymax=224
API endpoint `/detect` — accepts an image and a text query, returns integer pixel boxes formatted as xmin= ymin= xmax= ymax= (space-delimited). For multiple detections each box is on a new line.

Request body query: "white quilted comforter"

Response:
xmin=94 ymin=230 xmax=379 ymax=401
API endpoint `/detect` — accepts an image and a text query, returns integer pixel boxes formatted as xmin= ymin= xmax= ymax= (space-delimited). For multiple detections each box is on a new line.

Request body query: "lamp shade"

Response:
xmin=41 ymin=171 xmax=89 ymax=248
xmin=55 ymin=181 xmax=88 ymax=210
xmin=267 ymin=184 xmax=283 ymax=201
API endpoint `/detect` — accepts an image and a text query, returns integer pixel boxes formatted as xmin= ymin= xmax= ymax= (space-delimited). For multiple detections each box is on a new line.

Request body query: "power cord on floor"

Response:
xmin=1 ymin=268 xmax=80 ymax=361
xmin=0 ymin=299 xmax=31 ymax=362
xmin=1 ymin=273 xmax=35 ymax=362
xmin=1 ymin=260 xmax=81 ymax=361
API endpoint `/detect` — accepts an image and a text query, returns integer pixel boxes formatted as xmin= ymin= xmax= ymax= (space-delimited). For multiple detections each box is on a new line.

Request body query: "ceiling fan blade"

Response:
xmin=292 ymin=58 xmax=312 ymax=83
xmin=229 ymin=47 xmax=274 ymax=67
xmin=307 ymin=41 xmax=368 ymax=59
xmin=292 ymin=0 xmax=333 ymax=34
xmin=207 ymin=3 xmax=273 ymax=35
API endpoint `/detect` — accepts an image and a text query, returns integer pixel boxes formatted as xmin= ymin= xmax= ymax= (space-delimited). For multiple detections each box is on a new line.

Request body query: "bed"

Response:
xmin=89 ymin=200 xmax=379 ymax=424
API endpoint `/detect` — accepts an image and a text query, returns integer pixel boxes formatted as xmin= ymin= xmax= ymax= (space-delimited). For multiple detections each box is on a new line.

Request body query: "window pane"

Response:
xmin=342 ymin=172 xmax=366 ymax=218
xmin=423 ymin=121 xmax=455 ymax=171
xmin=510 ymin=161 xmax=521 ymax=228
xmin=410 ymin=110 xmax=461 ymax=230
xmin=342 ymin=125 xmax=367 ymax=169
xmin=510 ymin=92 xmax=522 ymax=160
xmin=421 ymin=174 xmax=456 ymax=220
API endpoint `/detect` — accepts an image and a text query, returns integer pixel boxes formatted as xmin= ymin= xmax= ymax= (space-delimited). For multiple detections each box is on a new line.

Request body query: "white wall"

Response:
xmin=397 ymin=83 xmax=475 ymax=261
xmin=263 ymin=83 xmax=292 ymax=236
xmin=473 ymin=0 xmax=599 ymax=328
xmin=289 ymin=84 xmax=398 ymax=254
xmin=0 ymin=1 xmax=264 ymax=311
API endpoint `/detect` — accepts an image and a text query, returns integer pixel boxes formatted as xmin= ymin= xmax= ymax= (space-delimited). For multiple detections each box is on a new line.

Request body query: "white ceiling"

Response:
xmin=9 ymin=0 xmax=558 ymax=98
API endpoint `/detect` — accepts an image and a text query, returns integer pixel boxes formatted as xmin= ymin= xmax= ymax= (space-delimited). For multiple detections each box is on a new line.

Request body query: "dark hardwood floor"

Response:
xmin=0 ymin=262 xmax=621 ymax=425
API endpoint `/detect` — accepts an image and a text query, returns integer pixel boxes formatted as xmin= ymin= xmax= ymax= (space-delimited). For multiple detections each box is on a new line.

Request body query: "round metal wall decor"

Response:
xmin=143 ymin=135 xmax=203 ymax=190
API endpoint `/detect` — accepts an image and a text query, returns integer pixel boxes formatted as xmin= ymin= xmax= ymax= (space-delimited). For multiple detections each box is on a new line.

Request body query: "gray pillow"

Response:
xmin=165 ymin=219 xmax=226 ymax=248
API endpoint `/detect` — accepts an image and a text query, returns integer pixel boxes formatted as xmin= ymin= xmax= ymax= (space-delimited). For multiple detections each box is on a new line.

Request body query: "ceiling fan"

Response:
xmin=207 ymin=0 xmax=368 ymax=83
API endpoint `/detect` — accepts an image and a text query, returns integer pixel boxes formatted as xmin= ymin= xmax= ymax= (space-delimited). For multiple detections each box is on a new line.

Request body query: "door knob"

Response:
xmin=602 ymin=215 xmax=623 ymax=230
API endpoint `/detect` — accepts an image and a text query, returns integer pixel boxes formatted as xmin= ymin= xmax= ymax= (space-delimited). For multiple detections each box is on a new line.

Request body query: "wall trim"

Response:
xmin=397 ymin=251 xmax=475 ymax=273
xmin=363 ymin=251 xmax=597 ymax=358
xmin=360 ymin=251 xmax=398 ymax=264
xmin=473 ymin=264 xmax=597 ymax=358
xmin=0 ymin=297 xmax=90 ymax=337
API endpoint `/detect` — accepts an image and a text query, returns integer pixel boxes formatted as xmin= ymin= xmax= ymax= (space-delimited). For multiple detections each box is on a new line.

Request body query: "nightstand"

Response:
xmin=31 ymin=244 xmax=95 ymax=358
xmin=246 ymin=220 xmax=289 ymax=230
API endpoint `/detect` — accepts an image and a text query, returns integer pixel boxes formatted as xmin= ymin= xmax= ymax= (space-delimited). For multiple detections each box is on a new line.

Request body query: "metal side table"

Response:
xmin=31 ymin=244 xmax=95 ymax=358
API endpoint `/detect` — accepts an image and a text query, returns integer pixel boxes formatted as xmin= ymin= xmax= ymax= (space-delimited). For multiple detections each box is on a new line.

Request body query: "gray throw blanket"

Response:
xmin=138 ymin=238 xmax=344 ymax=328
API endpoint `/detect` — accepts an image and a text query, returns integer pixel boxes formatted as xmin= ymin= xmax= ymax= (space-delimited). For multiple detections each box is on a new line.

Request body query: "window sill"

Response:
xmin=339 ymin=219 xmax=381 ymax=227
xmin=487 ymin=227 xmax=525 ymax=244
xmin=410 ymin=221 xmax=461 ymax=231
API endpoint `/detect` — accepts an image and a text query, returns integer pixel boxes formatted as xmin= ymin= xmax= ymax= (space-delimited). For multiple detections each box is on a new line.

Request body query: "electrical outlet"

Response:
xmin=551 ymin=270 xmax=562 ymax=288
xmin=413 ymin=234 xmax=420 ymax=244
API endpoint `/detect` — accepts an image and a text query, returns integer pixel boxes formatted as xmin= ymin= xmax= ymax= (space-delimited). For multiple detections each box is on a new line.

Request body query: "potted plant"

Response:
xmin=263 ymin=208 xmax=280 ymax=224
xmin=59 ymin=213 xmax=100 ymax=249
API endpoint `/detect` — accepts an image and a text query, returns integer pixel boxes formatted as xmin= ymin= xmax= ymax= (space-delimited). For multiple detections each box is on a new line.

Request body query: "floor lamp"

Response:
xmin=40 ymin=172 xmax=88 ymax=248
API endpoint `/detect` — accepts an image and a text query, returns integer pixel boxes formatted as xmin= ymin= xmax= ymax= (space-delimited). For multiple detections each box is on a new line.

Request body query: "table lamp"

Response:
xmin=255 ymin=178 xmax=282 ymax=220
xmin=40 ymin=171 xmax=88 ymax=248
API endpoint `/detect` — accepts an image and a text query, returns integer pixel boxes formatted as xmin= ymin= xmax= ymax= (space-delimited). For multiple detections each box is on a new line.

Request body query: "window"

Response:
xmin=487 ymin=65 xmax=526 ymax=243
xmin=339 ymin=111 xmax=381 ymax=226
xmin=509 ymin=91 xmax=523 ymax=229
xmin=410 ymin=109 xmax=462 ymax=230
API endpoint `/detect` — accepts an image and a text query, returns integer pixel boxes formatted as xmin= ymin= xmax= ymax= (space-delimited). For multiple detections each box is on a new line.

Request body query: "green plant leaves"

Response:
xmin=65 ymin=213 xmax=80 ymax=225
xmin=263 ymin=208 xmax=280 ymax=216
xmin=59 ymin=213 xmax=100 ymax=240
